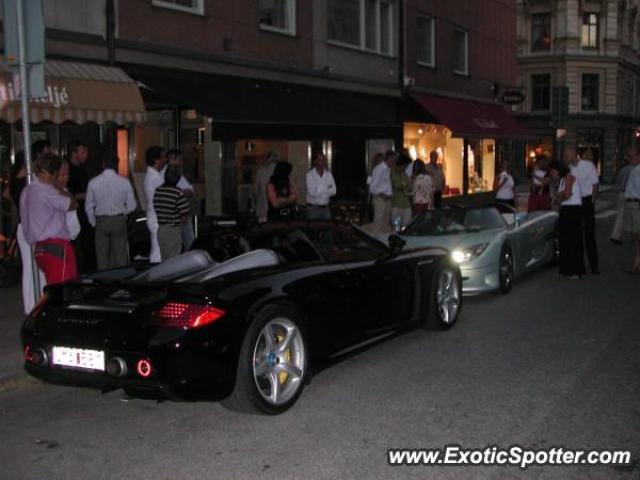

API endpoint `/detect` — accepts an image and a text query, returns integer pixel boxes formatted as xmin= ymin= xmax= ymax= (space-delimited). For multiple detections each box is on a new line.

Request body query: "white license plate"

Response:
xmin=52 ymin=347 xmax=105 ymax=371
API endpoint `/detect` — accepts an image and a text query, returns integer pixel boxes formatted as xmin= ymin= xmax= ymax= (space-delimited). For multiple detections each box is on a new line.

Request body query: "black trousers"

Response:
xmin=581 ymin=196 xmax=599 ymax=270
xmin=434 ymin=191 xmax=443 ymax=209
xmin=559 ymin=205 xmax=585 ymax=276
xmin=73 ymin=205 xmax=96 ymax=274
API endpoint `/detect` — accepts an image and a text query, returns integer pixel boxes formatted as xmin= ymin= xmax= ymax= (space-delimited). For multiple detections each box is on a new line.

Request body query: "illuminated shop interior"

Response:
xmin=403 ymin=123 xmax=496 ymax=195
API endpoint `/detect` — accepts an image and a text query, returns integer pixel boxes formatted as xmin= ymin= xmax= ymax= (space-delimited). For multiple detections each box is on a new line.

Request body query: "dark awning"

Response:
xmin=409 ymin=93 xmax=533 ymax=139
xmin=125 ymin=65 xmax=401 ymax=129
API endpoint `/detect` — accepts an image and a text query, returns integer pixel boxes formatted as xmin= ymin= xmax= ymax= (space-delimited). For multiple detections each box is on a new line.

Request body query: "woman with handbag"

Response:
xmin=267 ymin=161 xmax=298 ymax=222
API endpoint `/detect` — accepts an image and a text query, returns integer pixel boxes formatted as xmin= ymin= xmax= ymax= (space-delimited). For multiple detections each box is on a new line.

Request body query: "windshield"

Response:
xmin=402 ymin=208 xmax=505 ymax=236
xmin=193 ymin=223 xmax=390 ymax=264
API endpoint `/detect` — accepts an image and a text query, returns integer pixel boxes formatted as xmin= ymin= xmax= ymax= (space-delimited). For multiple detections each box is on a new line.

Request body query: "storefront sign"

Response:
xmin=472 ymin=118 xmax=500 ymax=129
xmin=501 ymin=91 xmax=525 ymax=105
xmin=0 ymin=80 xmax=69 ymax=108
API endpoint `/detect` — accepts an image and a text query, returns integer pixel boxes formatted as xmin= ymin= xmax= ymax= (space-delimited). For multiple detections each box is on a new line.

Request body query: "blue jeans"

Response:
xmin=306 ymin=205 xmax=332 ymax=220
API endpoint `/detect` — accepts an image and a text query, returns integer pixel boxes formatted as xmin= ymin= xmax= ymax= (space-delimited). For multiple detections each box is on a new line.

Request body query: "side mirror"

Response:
xmin=388 ymin=234 xmax=406 ymax=254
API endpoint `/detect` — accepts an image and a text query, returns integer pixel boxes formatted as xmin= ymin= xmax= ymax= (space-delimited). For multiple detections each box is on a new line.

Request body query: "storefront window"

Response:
xmin=225 ymin=139 xmax=312 ymax=214
xmin=467 ymin=139 xmax=495 ymax=194
xmin=404 ymin=123 xmax=499 ymax=196
xmin=404 ymin=123 xmax=462 ymax=195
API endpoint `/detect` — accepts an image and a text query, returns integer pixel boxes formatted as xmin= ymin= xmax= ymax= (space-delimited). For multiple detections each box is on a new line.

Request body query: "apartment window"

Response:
xmin=581 ymin=13 xmax=598 ymax=48
xmin=152 ymin=0 xmax=203 ymax=15
xmin=581 ymin=74 xmax=600 ymax=111
xmin=417 ymin=16 xmax=435 ymax=66
xmin=327 ymin=0 xmax=394 ymax=55
xmin=259 ymin=0 xmax=296 ymax=35
xmin=531 ymin=13 xmax=551 ymax=51
xmin=453 ymin=29 xmax=469 ymax=75
xmin=531 ymin=74 xmax=551 ymax=111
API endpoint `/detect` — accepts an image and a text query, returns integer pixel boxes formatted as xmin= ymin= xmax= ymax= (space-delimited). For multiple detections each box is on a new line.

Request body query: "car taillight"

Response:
xmin=153 ymin=302 xmax=226 ymax=329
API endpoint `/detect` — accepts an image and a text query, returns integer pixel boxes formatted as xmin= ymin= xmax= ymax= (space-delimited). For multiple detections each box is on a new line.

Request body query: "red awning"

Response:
xmin=410 ymin=93 xmax=534 ymax=139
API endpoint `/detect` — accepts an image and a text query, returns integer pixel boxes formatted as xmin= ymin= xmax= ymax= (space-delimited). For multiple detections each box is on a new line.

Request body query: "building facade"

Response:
xmin=1 ymin=0 xmax=525 ymax=227
xmin=403 ymin=0 xmax=524 ymax=196
xmin=515 ymin=0 xmax=640 ymax=182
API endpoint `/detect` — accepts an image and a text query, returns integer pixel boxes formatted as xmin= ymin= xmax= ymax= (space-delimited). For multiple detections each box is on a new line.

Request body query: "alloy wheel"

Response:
xmin=436 ymin=269 xmax=461 ymax=325
xmin=252 ymin=317 xmax=306 ymax=406
xmin=500 ymin=248 xmax=514 ymax=291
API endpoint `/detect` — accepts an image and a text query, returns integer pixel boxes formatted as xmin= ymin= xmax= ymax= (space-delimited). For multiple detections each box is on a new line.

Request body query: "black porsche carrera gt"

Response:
xmin=21 ymin=221 xmax=462 ymax=414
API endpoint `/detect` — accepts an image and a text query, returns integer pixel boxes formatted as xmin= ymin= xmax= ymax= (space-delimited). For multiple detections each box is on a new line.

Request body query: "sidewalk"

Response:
xmin=0 ymin=190 xmax=621 ymax=391
xmin=0 ymin=285 xmax=31 ymax=391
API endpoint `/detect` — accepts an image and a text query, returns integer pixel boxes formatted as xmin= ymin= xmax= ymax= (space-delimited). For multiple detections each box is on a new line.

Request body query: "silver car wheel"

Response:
xmin=500 ymin=249 xmax=514 ymax=288
xmin=252 ymin=317 xmax=306 ymax=406
xmin=436 ymin=270 xmax=461 ymax=325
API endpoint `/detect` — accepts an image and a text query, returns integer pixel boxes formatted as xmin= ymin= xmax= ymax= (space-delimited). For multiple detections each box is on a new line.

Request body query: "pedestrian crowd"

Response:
xmin=4 ymin=142 xmax=196 ymax=314
xmin=3 ymin=139 xmax=639 ymax=316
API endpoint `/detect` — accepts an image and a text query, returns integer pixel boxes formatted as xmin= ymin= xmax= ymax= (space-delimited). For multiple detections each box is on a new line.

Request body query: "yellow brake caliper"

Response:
xmin=277 ymin=333 xmax=290 ymax=384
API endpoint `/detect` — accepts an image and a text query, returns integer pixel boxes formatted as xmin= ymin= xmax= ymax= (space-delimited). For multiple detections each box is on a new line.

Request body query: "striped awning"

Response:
xmin=0 ymin=60 xmax=146 ymax=125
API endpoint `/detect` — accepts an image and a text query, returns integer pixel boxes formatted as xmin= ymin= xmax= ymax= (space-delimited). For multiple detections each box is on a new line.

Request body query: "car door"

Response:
xmin=304 ymin=224 xmax=415 ymax=339
xmin=512 ymin=213 xmax=549 ymax=272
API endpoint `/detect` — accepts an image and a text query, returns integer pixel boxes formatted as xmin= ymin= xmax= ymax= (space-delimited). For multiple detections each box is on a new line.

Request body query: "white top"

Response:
xmin=570 ymin=159 xmax=599 ymax=198
xmin=85 ymin=169 xmax=137 ymax=227
xmin=560 ymin=175 xmax=582 ymax=206
xmin=625 ymin=164 xmax=640 ymax=199
xmin=531 ymin=167 xmax=546 ymax=186
xmin=369 ymin=162 xmax=392 ymax=196
xmin=413 ymin=174 xmax=434 ymax=205
xmin=143 ymin=166 xmax=164 ymax=217
xmin=305 ymin=168 xmax=337 ymax=206
xmin=495 ymin=171 xmax=515 ymax=200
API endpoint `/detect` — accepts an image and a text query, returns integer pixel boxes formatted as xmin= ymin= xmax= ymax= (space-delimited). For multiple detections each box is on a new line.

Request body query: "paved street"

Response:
xmin=0 ymin=209 xmax=638 ymax=479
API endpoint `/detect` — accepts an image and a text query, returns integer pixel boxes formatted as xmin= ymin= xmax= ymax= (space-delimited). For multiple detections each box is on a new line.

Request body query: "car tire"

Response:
xmin=499 ymin=244 xmax=514 ymax=294
xmin=224 ymin=304 xmax=309 ymax=415
xmin=425 ymin=264 xmax=462 ymax=330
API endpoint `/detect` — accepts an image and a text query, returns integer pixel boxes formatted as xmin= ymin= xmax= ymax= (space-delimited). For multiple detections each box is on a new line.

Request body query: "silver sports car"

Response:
xmin=399 ymin=205 xmax=558 ymax=294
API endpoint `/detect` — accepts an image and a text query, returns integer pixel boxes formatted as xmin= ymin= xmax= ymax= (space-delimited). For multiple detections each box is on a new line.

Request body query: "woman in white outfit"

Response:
xmin=549 ymin=162 xmax=584 ymax=279
xmin=494 ymin=161 xmax=515 ymax=208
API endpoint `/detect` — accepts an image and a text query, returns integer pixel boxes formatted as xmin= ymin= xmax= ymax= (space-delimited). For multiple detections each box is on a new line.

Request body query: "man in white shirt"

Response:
xmin=623 ymin=148 xmax=640 ymax=273
xmin=164 ymin=149 xmax=196 ymax=250
xmin=143 ymin=146 xmax=167 ymax=263
xmin=425 ymin=151 xmax=445 ymax=208
xmin=85 ymin=153 xmax=137 ymax=270
xmin=570 ymin=154 xmax=600 ymax=274
xmin=369 ymin=150 xmax=396 ymax=234
xmin=305 ymin=152 xmax=336 ymax=220
xmin=611 ymin=151 xmax=634 ymax=244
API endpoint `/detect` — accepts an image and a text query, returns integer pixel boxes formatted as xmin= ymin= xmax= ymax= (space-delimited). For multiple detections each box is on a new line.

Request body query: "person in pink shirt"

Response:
xmin=20 ymin=154 xmax=79 ymax=285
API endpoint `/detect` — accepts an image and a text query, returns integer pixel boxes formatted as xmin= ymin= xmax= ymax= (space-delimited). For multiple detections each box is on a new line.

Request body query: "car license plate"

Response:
xmin=52 ymin=347 xmax=105 ymax=371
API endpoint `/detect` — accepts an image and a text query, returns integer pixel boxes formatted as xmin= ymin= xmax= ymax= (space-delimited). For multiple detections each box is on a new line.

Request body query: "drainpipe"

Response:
xmin=106 ymin=0 xmax=116 ymax=65
xmin=397 ymin=0 xmax=406 ymax=149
